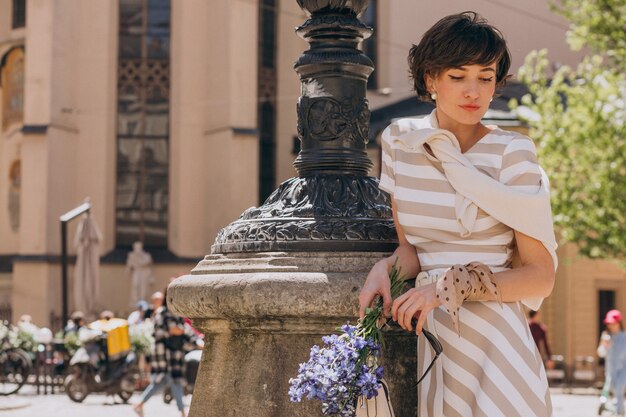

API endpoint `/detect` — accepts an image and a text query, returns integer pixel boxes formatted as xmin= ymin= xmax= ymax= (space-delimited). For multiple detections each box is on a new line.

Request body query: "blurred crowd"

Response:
xmin=1 ymin=283 xmax=204 ymax=417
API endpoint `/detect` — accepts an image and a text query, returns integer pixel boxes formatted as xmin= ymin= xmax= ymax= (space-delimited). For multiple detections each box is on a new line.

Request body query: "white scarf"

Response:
xmin=388 ymin=111 xmax=558 ymax=310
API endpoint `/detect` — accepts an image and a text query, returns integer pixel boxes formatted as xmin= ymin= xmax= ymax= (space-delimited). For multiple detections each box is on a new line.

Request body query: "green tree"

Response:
xmin=512 ymin=1 xmax=626 ymax=261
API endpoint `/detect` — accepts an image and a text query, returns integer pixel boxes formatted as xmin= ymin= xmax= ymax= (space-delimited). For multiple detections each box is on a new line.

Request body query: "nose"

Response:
xmin=464 ymin=81 xmax=479 ymax=100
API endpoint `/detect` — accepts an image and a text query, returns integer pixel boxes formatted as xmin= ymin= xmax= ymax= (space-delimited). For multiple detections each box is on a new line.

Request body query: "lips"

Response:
xmin=460 ymin=104 xmax=481 ymax=112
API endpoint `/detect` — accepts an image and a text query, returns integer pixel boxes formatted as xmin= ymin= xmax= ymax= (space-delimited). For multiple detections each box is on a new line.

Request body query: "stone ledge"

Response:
xmin=170 ymin=251 xmax=390 ymax=320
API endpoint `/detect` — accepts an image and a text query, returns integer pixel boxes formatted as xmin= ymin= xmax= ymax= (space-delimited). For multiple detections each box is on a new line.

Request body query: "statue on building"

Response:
xmin=126 ymin=241 xmax=154 ymax=305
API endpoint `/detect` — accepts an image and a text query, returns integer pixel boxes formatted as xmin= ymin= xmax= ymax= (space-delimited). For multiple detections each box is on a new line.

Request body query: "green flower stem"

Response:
xmin=356 ymin=258 xmax=407 ymax=348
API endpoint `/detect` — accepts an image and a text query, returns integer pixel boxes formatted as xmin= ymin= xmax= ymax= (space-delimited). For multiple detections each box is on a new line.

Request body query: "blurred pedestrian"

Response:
xmin=528 ymin=310 xmax=554 ymax=369
xmin=597 ymin=309 xmax=626 ymax=416
xmin=147 ymin=291 xmax=164 ymax=319
xmin=64 ymin=310 xmax=85 ymax=335
xmin=99 ymin=310 xmax=114 ymax=321
xmin=133 ymin=286 xmax=191 ymax=417
xmin=128 ymin=300 xmax=149 ymax=326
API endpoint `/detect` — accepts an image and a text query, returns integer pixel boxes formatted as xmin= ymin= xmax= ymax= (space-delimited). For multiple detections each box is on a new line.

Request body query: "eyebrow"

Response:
xmin=451 ymin=66 xmax=496 ymax=73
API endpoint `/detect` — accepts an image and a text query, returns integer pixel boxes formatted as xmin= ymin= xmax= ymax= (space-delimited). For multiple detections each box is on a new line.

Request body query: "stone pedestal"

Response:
xmin=169 ymin=252 xmax=417 ymax=417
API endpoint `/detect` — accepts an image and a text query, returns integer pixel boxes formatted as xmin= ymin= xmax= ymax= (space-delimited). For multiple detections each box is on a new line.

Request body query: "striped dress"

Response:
xmin=379 ymin=112 xmax=552 ymax=417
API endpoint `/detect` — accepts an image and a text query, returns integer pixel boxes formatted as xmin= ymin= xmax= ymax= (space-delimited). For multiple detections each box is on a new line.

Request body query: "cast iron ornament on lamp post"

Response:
xmin=212 ymin=0 xmax=397 ymax=254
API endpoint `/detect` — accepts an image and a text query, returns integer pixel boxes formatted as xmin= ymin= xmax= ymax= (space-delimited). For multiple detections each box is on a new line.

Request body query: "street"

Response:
xmin=0 ymin=386 xmax=606 ymax=417
xmin=1 ymin=385 xmax=191 ymax=417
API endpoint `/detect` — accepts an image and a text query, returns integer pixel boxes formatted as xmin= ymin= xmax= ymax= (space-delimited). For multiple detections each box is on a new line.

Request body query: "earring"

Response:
xmin=489 ymin=97 xmax=493 ymax=102
xmin=431 ymin=92 xmax=437 ymax=101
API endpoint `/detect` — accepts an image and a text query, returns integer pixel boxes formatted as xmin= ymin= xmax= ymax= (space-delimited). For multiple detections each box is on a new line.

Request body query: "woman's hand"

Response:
xmin=359 ymin=260 xmax=392 ymax=320
xmin=391 ymin=282 xmax=441 ymax=334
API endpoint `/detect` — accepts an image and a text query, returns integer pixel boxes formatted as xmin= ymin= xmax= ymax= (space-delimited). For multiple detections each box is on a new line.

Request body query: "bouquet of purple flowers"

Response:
xmin=288 ymin=262 xmax=406 ymax=417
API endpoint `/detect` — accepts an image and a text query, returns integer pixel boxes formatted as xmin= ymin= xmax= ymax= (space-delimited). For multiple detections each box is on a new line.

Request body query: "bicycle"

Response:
xmin=0 ymin=323 xmax=33 ymax=395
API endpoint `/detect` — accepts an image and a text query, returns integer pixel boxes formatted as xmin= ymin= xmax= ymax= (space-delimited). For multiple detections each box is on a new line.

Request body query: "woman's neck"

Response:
xmin=435 ymin=109 xmax=491 ymax=153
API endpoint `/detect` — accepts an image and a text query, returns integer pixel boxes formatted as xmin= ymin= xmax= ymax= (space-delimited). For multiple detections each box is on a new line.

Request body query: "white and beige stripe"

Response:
xmin=380 ymin=118 xmax=542 ymax=275
xmin=416 ymin=271 xmax=551 ymax=416
xmin=418 ymin=300 xmax=552 ymax=417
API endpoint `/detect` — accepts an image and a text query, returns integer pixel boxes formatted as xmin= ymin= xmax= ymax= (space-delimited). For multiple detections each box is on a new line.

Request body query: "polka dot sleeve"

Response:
xmin=435 ymin=262 xmax=503 ymax=335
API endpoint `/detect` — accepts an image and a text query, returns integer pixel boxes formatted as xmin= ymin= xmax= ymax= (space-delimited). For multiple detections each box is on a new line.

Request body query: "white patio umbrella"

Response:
xmin=73 ymin=213 xmax=102 ymax=317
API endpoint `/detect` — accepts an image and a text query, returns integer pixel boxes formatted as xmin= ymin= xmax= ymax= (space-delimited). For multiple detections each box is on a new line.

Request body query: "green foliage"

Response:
xmin=63 ymin=331 xmax=81 ymax=356
xmin=129 ymin=322 xmax=154 ymax=356
xmin=12 ymin=327 xmax=36 ymax=352
xmin=551 ymin=0 xmax=626 ymax=68
xmin=514 ymin=51 xmax=626 ymax=260
xmin=0 ymin=322 xmax=37 ymax=352
xmin=512 ymin=1 xmax=626 ymax=261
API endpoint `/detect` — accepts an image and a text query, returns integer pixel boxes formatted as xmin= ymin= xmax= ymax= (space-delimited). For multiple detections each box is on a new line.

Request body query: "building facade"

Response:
xmin=0 ymin=0 xmax=623 ymax=371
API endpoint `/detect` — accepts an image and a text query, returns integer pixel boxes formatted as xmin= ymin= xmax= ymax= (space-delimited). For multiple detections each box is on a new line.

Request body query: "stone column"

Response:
xmin=170 ymin=2 xmax=417 ymax=416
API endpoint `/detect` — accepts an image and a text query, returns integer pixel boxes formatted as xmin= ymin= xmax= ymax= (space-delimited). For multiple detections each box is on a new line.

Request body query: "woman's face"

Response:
xmin=428 ymin=63 xmax=497 ymax=126
xmin=607 ymin=322 xmax=621 ymax=334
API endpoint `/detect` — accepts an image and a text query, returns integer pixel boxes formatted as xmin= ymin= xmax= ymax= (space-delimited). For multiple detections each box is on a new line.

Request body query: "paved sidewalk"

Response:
xmin=0 ymin=386 xmax=608 ymax=416
xmin=552 ymin=388 xmax=603 ymax=417
xmin=0 ymin=385 xmax=190 ymax=417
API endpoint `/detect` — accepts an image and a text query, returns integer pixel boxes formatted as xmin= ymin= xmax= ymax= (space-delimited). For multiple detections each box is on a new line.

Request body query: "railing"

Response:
xmin=31 ymin=340 xmax=69 ymax=394
xmin=0 ymin=304 xmax=11 ymax=323
xmin=546 ymin=354 xmax=604 ymax=391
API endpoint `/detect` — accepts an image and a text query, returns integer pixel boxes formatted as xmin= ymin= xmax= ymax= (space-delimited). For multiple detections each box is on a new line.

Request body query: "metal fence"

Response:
xmin=0 ymin=303 xmax=11 ymax=323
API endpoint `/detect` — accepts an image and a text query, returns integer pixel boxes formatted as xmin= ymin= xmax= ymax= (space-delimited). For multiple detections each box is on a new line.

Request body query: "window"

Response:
xmin=258 ymin=0 xmax=277 ymax=203
xmin=598 ymin=290 xmax=616 ymax=340
xmin=116 ymin=0 xmax=170 ymax=248
xmin=1 ymin=47 xmax=25 ymax=130
xmin=12 ymin=0 xmax=26 ymax=29
xmin=8 ymin=159 xmax=21 ymax=232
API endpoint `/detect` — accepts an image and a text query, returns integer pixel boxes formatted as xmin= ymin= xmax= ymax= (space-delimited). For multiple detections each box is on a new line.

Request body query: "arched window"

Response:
xmin=116 ymin=0 xmax=170 ymax=248
xmin=1 ymin=47 xmax=25 ymax=131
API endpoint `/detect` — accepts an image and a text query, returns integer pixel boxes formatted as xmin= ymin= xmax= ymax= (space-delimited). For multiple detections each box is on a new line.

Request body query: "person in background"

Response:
xmin=528 ymin=310 xmax=554 ymax=369
xmin=133 ymin=285 xmax=196 ymax=417
xmin=99 ymin=310 xmax=114 ymax=321
xmin=597 ymin=309 xmax=626 ymax=416
xmin=149 ymin=291 xmax=164 ymax=319
xmin=128 ymin=300 xmax=149 ymax=326
xmin=64 ymin=311 xmax=85 ymax=335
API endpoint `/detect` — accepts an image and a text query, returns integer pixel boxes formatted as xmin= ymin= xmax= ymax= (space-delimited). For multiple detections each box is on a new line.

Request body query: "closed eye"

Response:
xmin=480 ymin=77 xmax=494 ymax=82
xmin=448 ymin=75 xmax=463 ymax=81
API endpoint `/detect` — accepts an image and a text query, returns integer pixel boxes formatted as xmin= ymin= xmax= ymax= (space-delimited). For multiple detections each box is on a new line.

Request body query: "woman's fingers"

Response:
xmin=358 ymin=291 xmax=374 ymax=319
xmin=393 ymin=290 xmax=422 ymax=330
xmin=398 ymin=302 xmax=416 ymax=331
xmin=391 ymin=289 xmax=413 ymax=321
xmin=414 ymin=309 xmax=428 ymax=334
xmin=358 ymin=285 xmax=391 ymax=319
xmin=392 ymin=286 xmax=437 ymax=333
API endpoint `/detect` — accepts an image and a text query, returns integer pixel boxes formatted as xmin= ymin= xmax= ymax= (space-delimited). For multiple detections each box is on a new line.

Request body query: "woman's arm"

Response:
xmin=165 ymin=313 xmax=185 ymax=336
xmin=491 ymin=230 xmax=555 ymax=302
xmin=358 ymin=198 xmax=420 ymax=319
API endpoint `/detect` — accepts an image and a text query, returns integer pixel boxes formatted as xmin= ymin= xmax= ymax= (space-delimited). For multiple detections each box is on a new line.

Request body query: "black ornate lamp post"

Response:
xmin=170 ymin=2 xmax=417 ymax=416
xmin=212 ymin=0 xmax=395 ymax=254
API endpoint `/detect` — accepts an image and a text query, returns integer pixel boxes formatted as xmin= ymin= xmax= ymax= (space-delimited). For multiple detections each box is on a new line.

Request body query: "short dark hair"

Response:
xmin=408 ymin=11 xmax=511 ymax=103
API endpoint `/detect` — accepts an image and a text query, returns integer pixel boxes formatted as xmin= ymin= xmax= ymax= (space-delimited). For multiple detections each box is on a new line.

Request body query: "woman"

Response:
xmin=133 ymin=285 xmax=191 ymax=417
xmin=359 ymin=12 xmax=557 ymax=417
xmin=597 ymin=309 xmax=626 ymax=416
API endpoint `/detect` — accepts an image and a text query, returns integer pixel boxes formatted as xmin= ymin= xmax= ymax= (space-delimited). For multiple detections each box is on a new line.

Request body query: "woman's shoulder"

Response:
xmin=382 ymin=115 xmax=431 ymax=143
xmin=482 ymin=128 xmax=537 ymax=153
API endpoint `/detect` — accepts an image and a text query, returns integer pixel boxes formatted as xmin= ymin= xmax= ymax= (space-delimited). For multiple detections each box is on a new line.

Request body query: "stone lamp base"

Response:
xmin=169 ymin=251 xmax=417 ymax=417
